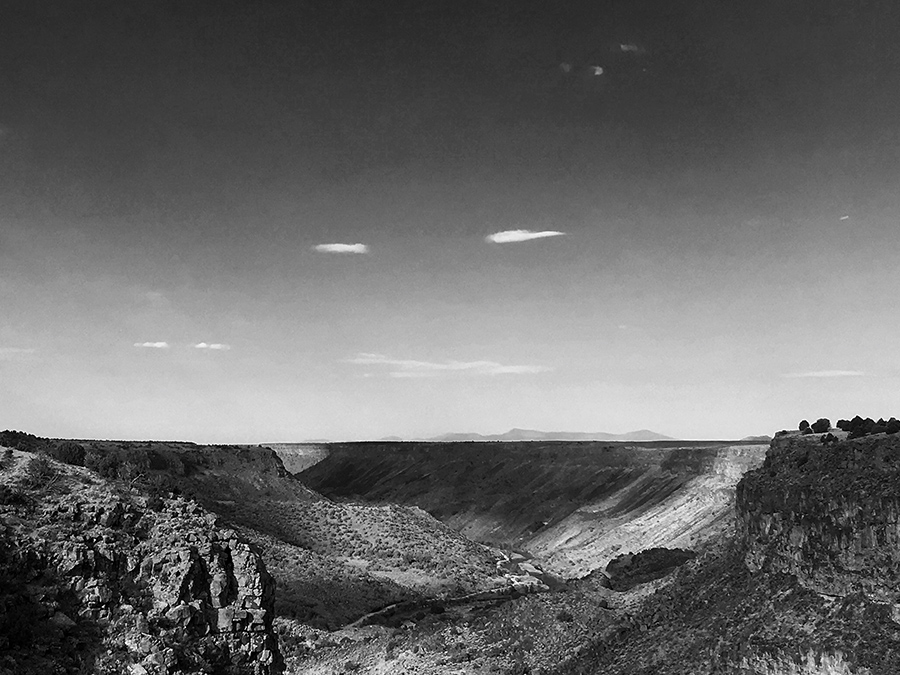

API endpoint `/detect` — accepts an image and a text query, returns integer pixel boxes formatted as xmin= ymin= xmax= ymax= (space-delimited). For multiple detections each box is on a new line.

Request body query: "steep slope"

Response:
xmin=530 ymin=444 xmax=766 ymax=576
xmin=0 ymin=448 xmax=283 ymax=675
xmin=77 ymin=439 xmax=321 ymax=504
xmin=738 ymin=432 xmax=900 ymax=603
xmin=299 ymin=441 xmax=766 ymax=576
xmin=69 ymin=437 xmax=508 ymax=629
xmin=552 ymin=433 xmax=900 ymax=675
xmin=262 ymin=444 xmax=330 ymax=475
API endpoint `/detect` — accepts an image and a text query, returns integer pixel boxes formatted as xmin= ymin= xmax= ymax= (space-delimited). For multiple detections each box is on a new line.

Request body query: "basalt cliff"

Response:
xmin=556 ymin=431 xmax=900 ymax=675
xmin=738 ymin=431 xmax=900 ymax=606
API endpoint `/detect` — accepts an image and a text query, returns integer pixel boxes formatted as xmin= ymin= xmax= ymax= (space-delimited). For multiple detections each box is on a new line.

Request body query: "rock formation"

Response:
xmin=0 ymin=450 xmax=283 ymax=674
xmin=737 ymin=433 xmax=900 ymax=604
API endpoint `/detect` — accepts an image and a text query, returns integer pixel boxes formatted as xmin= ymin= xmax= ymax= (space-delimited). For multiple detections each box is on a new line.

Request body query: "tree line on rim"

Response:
xmin=797 ymin=417 xmax=900 ymax=438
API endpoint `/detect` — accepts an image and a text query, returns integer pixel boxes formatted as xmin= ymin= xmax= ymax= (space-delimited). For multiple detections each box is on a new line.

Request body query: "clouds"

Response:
xmin=346 ymin=353 xmax=551 ymax=378
xmin=194 ymin=342 xmax=231 ymax=350
xmin=133 ymin=342 xmax=230 ymax=350
xmin=312 ymin=230 xmax=567 ymax=253
xmin=486 ymin=229 xmax=565 ymax=244
xmin=314 ymin=243 xmax=369 ymax=254
xmin=783 ymin=370 xmax=865 ymax=378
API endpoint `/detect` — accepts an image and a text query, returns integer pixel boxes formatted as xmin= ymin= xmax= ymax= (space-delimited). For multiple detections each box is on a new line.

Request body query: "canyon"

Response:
xmin=3 ymin=429 xmax=900 ymax=673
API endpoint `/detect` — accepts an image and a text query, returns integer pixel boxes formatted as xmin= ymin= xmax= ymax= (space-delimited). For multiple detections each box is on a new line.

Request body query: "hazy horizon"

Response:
xmin=2 ymin=1 xmax=899 ymax=443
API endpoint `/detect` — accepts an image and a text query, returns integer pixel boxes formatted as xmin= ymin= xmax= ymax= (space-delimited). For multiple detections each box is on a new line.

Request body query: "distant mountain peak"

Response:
xmin=428 ymin=428 xmax=674 ymax=442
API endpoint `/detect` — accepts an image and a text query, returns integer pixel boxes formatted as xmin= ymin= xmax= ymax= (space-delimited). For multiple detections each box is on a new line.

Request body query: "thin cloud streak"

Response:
xmin=194 ymin=343 xmax=231 ymax=350
xmin=346 ymin=353 xmax=551 ymax=378
xmin=783 ymin=370 xmax=865 ymax=378
xmin=486 ymin=229 xmax=565 ymax=244
xmin=314 ymin=243 xmax=369 ymax=254
xmin=133 ymin=342 xmax=170 ymax=349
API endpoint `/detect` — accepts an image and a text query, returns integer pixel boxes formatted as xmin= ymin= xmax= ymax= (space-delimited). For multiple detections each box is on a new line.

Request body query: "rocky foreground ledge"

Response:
xmin=0 ymin=449 xmax=283 ymax=675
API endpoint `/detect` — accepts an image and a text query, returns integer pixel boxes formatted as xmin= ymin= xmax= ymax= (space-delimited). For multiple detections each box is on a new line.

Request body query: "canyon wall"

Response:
xmin=737 ymin=433 xmax=900 ymax=604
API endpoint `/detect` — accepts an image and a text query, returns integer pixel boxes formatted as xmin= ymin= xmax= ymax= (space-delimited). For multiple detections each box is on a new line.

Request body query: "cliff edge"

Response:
xmin=737 ymin=432 xmax=900 ymax=605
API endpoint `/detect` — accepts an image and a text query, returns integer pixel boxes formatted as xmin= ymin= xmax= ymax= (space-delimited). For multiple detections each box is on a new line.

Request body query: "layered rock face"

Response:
xmin=299 ymin=440 xmax=767 ymax=576
xmin=737 ymin=433 xmax=900 ymax=603
xmin=0 ymin=451 xmax=283 ymax=674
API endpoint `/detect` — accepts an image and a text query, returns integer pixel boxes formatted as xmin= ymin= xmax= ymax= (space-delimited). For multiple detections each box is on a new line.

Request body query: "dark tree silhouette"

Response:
xmin=811 ymin=418 xmax=830 ymax=433
xmin=48 ymin=442 xmax=85 ymax=466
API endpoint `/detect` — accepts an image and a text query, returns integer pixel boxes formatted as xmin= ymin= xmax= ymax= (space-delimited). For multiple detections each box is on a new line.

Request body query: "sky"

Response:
xmin=1 ymin=0 xmax=899 ymax=442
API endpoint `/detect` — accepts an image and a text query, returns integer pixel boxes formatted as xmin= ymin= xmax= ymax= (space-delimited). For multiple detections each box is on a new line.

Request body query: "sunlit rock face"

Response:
xmin=300 ymin=441 xmax=768 ymax=578
xmin=0 ymin=452 xmax=283 ymax=675
xmin=737 ymin=433 xmax=900 ymax=603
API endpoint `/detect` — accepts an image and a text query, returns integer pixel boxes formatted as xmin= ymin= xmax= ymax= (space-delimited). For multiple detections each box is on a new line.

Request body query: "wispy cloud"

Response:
xmin=346 ymin=353 xmax=551 ymax=378
xmin=783 ymin=370 xmax=865 ymax=378
xmin=194 ymin=342 xmax=231 ymax=350
xmin=314 ymin=243 xmax=369 ymax=254
xmin=0 ymin=347 xmax=35 ymax=361
xmin=486 ymin=229 xmax=565 ymax=244
xmin=133 ymin=341 xmax=169 ymax=349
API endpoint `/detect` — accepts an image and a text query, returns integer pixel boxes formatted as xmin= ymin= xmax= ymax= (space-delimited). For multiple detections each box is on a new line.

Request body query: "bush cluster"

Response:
xmin=836 ymin=416 xmax=900 ymax=439
xmin=46 ymin=442 xmax=86 ymax=467
xmin=0 ymin=430 xmax=50 ymax=454
xmin=0 ymin=432 xmax=86 ymax=467
xmin=799 ymin=419 xmax=831 ymax=434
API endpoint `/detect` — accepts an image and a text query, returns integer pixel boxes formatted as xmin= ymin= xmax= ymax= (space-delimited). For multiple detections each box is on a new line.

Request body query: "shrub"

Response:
xmin=799 ymin=420 xmax=810 ymax=431
xmin=47 ymin=442 xmax=85 ymax=466
xmin=811 ymin=418 xmax=830 ymax=433
xmin=556 ymin=609 xmax=574 ymax=622
xmin=887 ymin=418 xmax=900 ymax=435
xmin=22 ymin=455 xmax=58 ymax=488
xmin=85 ymin=453 xmax=120 ymax=479
xmin=0 ymin=485 xmax=28 ymax=506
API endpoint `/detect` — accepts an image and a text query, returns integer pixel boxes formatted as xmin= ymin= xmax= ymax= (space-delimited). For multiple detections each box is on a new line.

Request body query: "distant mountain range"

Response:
xmin=300 ymin=429 xmax=676 ymax=443
xmin=427 ymin=428 xmax=674 ymax=442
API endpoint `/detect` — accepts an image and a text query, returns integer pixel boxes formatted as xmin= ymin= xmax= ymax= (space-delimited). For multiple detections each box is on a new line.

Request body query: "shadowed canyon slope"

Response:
xmin=555 ymin=431 xmax=900 ymax=675
xmin=295 ymin=440 xmax=768 ymax=576
xmin=1 ymin=434 xmax=510 ymax=634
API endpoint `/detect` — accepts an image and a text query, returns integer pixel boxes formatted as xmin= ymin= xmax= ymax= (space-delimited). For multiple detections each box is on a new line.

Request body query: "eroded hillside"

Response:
xmin=9 ymin=429 xmax=900 ymax=674
xmin=297 ymin=440 xmax=767 ymax=576
xmin=13 ymin=435 xmax=512 ymax=631
xmin=552 ymin=431 xmax=900 ymax=674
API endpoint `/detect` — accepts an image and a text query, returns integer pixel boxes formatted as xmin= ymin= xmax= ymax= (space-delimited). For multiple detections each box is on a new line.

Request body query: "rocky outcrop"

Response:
xmin=737 ymin=433 xmax=900 ymax=603
xmin=0 ymin=451 xmax=283 ymax=674
xmin=604 ymin=547 xmax=695 ymax=591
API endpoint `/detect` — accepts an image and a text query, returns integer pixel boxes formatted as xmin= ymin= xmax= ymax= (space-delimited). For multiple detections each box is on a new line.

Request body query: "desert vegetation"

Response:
xmin=795 ymin=416 xmax=900 ymax=439
xmin=837 ymin=415 xmax=900 ymax=438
